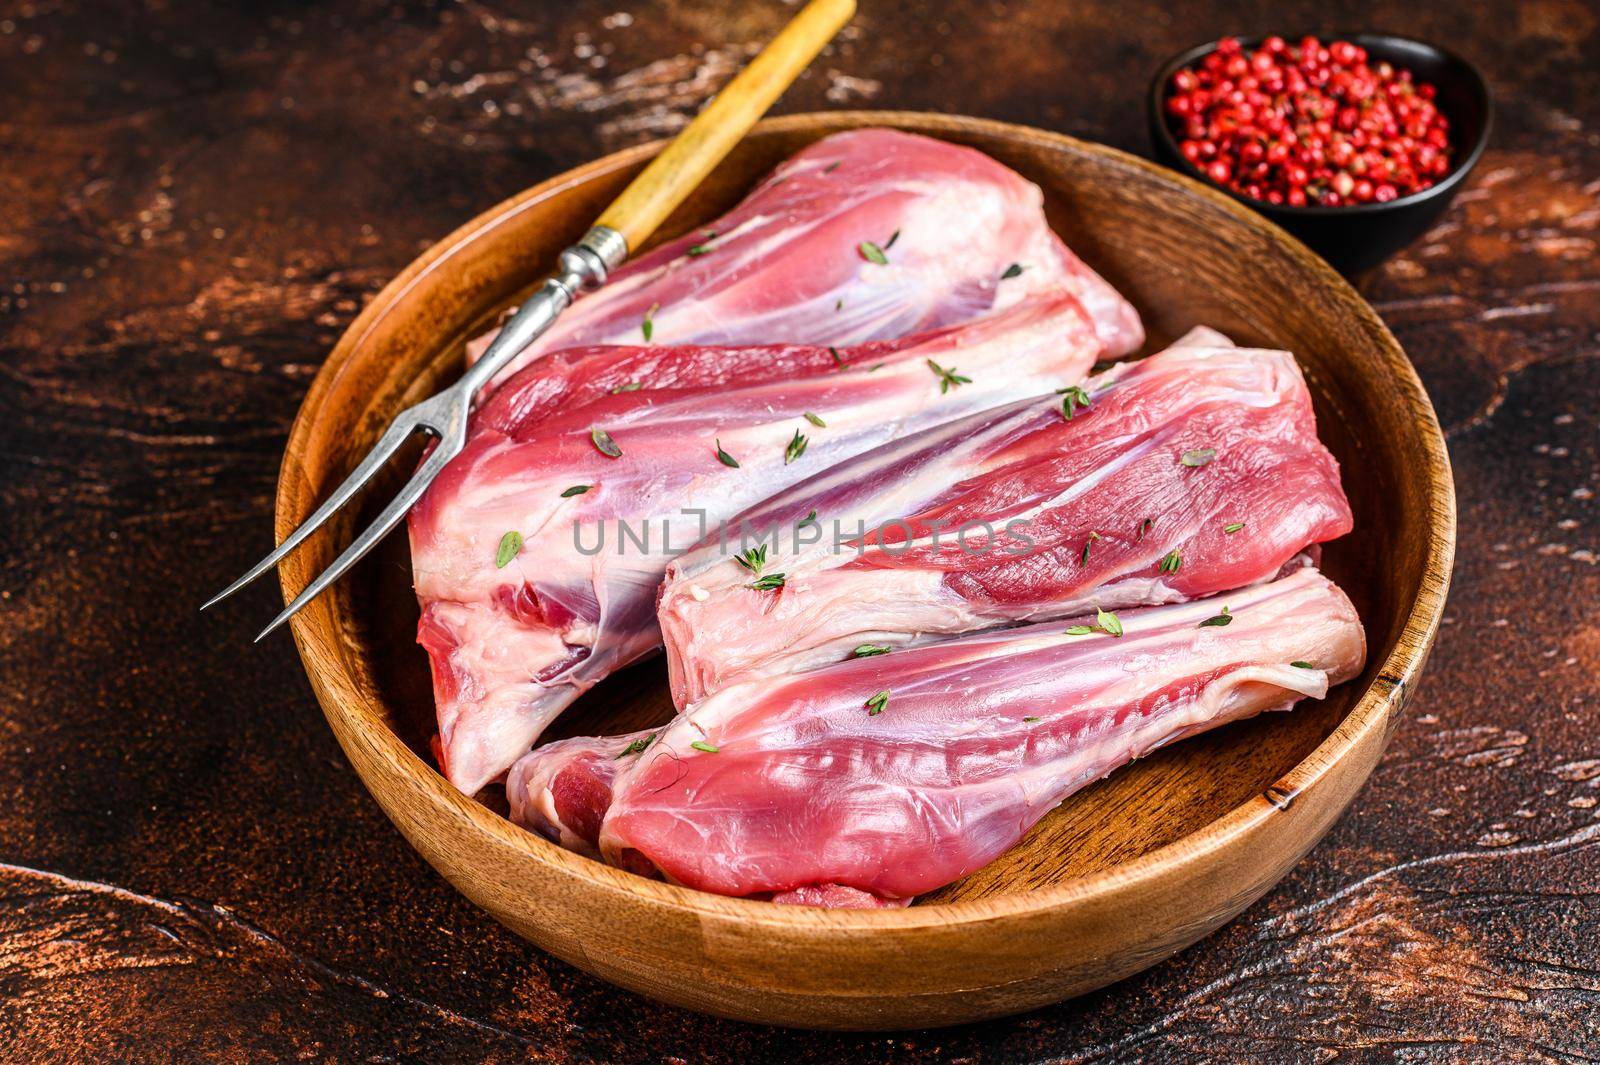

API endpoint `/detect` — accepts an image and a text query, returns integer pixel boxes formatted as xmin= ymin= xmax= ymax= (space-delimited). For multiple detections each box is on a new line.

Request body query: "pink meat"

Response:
xmin=470 ymin=127 xmax=1143 ymax=389
xmin=510 ymin=567 xmax=1365 ymax=903
xmin=505 ymin=735 xmax=910 ymax=907
xmin=411 ymin=296 xmax=1103 ymax=794
xmin=659 ymin=328 xmax=1353 ymax=707
xmin=767 ymin=885 xmax=912 ymax=909
xmin=506 ymin=734 xmax=624 ymax=859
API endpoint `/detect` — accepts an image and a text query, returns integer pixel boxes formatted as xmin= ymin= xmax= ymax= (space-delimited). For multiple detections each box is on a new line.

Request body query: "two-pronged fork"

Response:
xmin=203 ymin=0 xmax=856 ymax=640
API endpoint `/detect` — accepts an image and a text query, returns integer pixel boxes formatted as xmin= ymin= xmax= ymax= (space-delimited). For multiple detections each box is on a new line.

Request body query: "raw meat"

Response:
xmin=470 ymin=127 xmax=1143 ymax=389
xmin=507 ymin=733 xmax=619 ymax=860
xmin=509 ymin=567 xmax=1365 ymax=903
xmin=412 ymin=296 xmax=1103 ymax=793
xmin=504 ymin=744 xmax=906 ymax=908
xmin=659 ymin=328 xmax=1353 ymax=707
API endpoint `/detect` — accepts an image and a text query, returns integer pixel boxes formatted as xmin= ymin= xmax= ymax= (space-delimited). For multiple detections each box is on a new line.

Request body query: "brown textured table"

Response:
xmin=2 ymin=2 xmax=1596 ymax=1060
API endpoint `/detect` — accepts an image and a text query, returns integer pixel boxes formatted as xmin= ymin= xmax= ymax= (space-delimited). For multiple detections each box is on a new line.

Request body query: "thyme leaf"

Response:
xmin=785 ymin=428 xmax=809 ymax=465
xmin=926 ymin=359 xmax=971 ymax=394
xmin=616 ymin=733 xmax=657 ymax=759
xmin=1057 ymin=384 xmax=1093 ymax=421
xmin=494 ymin=530 xmax=522 ymax=568
xmin=858 ymin=240 xmax=889 ymax=265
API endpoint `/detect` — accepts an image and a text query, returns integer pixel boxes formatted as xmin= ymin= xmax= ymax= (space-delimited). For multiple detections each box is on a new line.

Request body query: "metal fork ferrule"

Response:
xmin=554 ymin=226 xmax=626 ymax=298
xmin=578 ymin=224 xmax=629 ymax=272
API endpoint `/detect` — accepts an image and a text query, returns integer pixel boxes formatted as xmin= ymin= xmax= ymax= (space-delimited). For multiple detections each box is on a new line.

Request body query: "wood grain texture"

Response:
xmin=0 ymin=0 xmax=1595 ymax=1059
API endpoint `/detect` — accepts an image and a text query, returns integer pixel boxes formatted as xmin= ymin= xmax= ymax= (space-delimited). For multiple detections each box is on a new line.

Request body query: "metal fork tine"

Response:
xmin=201 ymin=415 xmax=425 ymax=611
xmin=210 ymin=225 xmax=623 ymax=632
xmin=253 ymin=437 xmax=458 ymax=642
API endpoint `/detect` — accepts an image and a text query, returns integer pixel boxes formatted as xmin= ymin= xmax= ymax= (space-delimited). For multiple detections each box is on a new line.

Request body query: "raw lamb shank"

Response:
xmin=411 ymin=296 xmax=1105 ymax=793
xmin=659 ymin=328 xmax=1353 ymax=706
xmin=510 ymin=567 xmax=1366 ymax=904
xmin=469 ymin=126 xmax=1144 ymax=388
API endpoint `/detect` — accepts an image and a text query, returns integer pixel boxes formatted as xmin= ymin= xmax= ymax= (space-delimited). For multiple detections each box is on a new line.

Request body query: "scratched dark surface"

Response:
xmin=2 ymin=0 xmax=1597 ymax=1061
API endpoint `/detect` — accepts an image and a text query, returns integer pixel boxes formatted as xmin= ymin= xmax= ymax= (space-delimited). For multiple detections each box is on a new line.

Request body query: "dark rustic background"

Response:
xmin=2 ymin=1 xmax=1597 ymax=1060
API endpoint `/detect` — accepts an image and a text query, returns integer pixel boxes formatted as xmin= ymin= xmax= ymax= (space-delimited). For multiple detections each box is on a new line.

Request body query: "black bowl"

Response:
xmin=1148 ymin=33 xmax=1492 ymax=275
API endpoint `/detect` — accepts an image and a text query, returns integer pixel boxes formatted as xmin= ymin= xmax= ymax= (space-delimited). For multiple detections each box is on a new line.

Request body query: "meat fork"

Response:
xmin=203 ymin=0 xmax=856 ymax=640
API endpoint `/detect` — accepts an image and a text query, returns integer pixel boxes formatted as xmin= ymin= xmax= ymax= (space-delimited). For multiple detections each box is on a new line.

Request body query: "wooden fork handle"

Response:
xmin=593 ymin=0 xmax=856 ymax=252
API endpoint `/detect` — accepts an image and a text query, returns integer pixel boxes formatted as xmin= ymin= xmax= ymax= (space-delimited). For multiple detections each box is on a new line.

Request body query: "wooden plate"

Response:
xmin=277 ymin=111 xmax=1455 ymax=1030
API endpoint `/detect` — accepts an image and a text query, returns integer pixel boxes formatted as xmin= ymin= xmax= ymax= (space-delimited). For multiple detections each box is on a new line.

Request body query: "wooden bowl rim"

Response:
xmin=279 ymin=109 xmax=1456 ymax=932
